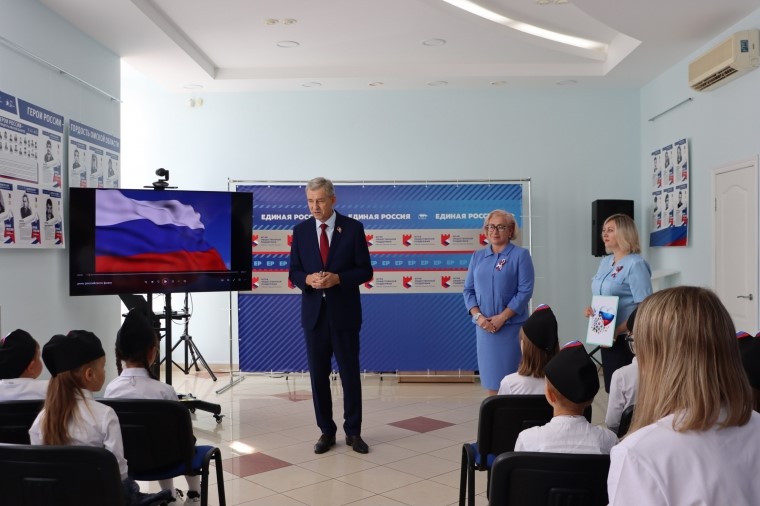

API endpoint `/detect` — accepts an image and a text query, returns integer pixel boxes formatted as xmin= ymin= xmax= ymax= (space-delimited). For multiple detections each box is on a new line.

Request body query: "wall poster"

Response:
xmin=0 ymin=89 xmax=64 ymax=248
xmin=650 ymin=138 xmax=689 ymax=247
xmin=68 ymin=120 xmax=120 ymax=189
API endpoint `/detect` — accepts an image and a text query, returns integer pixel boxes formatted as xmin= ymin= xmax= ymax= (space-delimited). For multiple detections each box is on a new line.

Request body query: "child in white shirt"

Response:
xmin=105 ymin=309 xmax=201 ymax=505
xmin=498 ymin=304 xmax=559 ymax=395
xmin=605 ymin=309 xmax=638 ymax=433
xmin=0 ymin=329 xmax=48 ymax=400
xmin=29 ymin=330 xmax=171 ymax=506
xmin=515 ymin=341 xmax=617 ymax=454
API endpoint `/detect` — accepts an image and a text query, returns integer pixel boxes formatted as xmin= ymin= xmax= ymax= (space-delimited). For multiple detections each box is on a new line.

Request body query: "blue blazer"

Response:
xmin=289 ymin=211 xmax=373 ymax=332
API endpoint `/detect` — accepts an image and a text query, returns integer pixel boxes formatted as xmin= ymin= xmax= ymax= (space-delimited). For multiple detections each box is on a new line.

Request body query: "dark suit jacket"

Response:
xmin=289 ymin=211 xmax=373 ymax=332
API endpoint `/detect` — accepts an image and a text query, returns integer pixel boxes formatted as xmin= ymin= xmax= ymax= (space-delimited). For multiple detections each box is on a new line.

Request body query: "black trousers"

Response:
xmin=600 ymin=335 xmax=634 ymax=393
xmin=304 ymin=301 xmax=363 ymax=436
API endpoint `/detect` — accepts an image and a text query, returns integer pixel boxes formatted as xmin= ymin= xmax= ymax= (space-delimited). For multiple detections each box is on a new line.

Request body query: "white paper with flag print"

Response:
xmin=586 ymin=295 xmax=619 ymax=347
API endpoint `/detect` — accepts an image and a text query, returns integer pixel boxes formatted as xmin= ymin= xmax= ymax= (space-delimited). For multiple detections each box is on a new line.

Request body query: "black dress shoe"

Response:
xmin=346 ymin=435 xmax=369 ymax=454
xmin=314 ymin=434 xmax=336 ymax=454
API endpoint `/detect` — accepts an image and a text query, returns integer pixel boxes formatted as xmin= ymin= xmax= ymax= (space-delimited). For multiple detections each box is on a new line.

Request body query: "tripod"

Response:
xmin=170 ymin=292 xmax=217 ymax=381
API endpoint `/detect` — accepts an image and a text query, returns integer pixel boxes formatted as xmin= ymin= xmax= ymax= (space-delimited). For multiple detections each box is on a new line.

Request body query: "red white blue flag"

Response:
xmin=95 ymin=190 xmax=227 ymax=273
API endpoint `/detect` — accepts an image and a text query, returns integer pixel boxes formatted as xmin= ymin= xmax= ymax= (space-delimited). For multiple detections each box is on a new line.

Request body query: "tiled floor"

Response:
xmin=140 ymin=367 xmax=609 ymax=506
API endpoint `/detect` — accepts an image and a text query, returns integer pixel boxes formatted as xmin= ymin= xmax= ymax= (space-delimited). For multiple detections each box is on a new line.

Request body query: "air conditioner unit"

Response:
xmin=688 ymin=29 xmax=760 ymax=91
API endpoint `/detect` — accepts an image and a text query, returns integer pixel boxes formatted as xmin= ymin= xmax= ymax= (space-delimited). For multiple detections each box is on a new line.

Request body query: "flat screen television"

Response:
xmin=69 ymin=187 xmax=252 ymax=296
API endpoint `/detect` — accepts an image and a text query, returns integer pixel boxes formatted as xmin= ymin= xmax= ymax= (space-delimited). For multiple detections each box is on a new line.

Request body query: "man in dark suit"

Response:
xmin=289 ymin=177 xmax=373 ymax=454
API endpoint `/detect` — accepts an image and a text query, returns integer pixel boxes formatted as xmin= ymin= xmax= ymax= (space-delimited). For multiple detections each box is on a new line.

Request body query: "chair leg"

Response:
xmin=459 ymin=446 xmax=468 ymax=506
xmin=212 ymin=448 xmax=226 ymax=506
xmin=467 ymin=463 xmax=476 ymax=506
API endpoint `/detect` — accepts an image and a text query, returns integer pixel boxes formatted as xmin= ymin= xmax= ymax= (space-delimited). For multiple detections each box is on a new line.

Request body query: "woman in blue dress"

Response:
xmin=585 ymin=213 xmax=652 ymax=392
xmin=464 ymin=210 xmax=535 ymax=395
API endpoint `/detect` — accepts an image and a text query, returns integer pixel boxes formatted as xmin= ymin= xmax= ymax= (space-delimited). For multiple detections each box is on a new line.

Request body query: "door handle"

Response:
xmin=737 ymin=294 xmax=754 ymax=301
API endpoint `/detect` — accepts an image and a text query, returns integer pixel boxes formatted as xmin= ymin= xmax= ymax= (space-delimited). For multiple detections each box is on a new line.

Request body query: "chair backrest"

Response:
xmin=617 ymin=404 xmax=635 ymax=437
xmin=0 ymin=399 xmax=44 ymax=444
xmin=477 ymin=395 xmax=554 ymax=457
xmin=478 ymin=395 xmax=593 ymax=457
xmin=488 ymin=451 xmax=611 ymax=506
xmin=99 ymin=398 xmax=195 ymax=475
xmin=0 ymin=444 xmax=125 ymax=506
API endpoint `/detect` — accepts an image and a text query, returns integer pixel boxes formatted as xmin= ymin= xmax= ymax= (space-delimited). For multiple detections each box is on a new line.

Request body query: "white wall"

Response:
xmin=640 ymin=9 xmax=760 ymax=291
xmin=0 ymin=0 xmax=121 ymax=383
xmin=122 ymin=64 xmax=641 ymax=364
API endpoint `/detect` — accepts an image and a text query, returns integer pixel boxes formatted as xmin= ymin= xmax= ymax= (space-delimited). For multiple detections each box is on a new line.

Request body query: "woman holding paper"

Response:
xmin=584 ymin=214 xmax=651 ymax=392
xmin=464 ymin=210 xmax=535 ymax=395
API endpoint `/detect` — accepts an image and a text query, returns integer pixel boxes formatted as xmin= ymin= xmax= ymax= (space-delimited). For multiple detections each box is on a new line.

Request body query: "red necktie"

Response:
xmin=320 ymin=223 xmax=329 ymax=267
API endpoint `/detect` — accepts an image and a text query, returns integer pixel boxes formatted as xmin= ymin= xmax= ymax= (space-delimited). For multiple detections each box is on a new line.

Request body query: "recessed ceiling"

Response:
xmin=39 ymin=0 xmax=760 ymax=92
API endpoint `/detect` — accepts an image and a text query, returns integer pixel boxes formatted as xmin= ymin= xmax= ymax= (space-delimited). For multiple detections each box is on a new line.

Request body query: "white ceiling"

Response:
xmin=40 ymin=0 xmax=760 ymax=93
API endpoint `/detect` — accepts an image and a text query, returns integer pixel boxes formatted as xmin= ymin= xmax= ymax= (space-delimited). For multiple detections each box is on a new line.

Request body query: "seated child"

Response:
xmin=515 ymin=341 xmax=618 ymax=453
xmin=29 ymin=330 xmax=171 ymax=506
xmin=741 ymin=335 xmax=760 ymax=412
xmin=607 ymin=287 xmax=760 ymax=505
xmin=498 ymin=304 xmax=559 ymax=395
xmin=605 ymin=309 xmax=638 ymax=433
xmin=0 ymin=329 xmax=48 ymax=400
xmin=105 ymin=310 xmax=202 ymax=505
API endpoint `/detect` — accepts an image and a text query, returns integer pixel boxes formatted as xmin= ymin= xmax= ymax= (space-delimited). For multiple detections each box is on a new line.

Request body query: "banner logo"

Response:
xmin=364 ymin=278 xmax=374 ymax=289
xmin=366 ymin=234 xmax=374 ymax=247
xmin=440 ymin=233 xmax=451 ymax=246
xmin=251 ymin=276 xmax=260 ymax=289
xmin=479 ymin=233 xmax=488 ymax=246
xmin=402 ymin=234 xmax=412 ymax=247
xmin=441 ymin=275 xmax=451 ymax=288
xmin=403 ymin=276 xmax=413 ymax=289
xmin=251 ymin=234 xmax=259 ymax=247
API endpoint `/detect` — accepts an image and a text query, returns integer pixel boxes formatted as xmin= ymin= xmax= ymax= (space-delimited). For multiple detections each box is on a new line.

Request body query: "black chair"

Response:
xmin=0 ymin=444 xmax=125 ymax=506
xmin=99 ymin=399 xmax=226 ymax=506
xmin=488 ymin=451 xmax=611 ymax=506
xmin=460 ymin=395 xmax=553 ymax=506
xmin=459 ymin=395 xmax=592 ymax=506
xmin=0 ymin=399 xmax=44 ymax=444
xmin=616 ymin=403 xmax=635 ymax=437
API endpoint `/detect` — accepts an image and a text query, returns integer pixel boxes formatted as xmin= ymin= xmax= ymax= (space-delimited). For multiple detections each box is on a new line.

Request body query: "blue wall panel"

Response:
xmin=238 ymin=293 xmax=476 ymax=372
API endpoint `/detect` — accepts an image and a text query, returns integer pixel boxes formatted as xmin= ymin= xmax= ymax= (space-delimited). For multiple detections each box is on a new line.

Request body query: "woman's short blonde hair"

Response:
xmin=629 ymin=286 xmax=752 ymax=434
xmin=604 ymin=214 xmax=641 ymax=254
xmin=483 ymin=209 xmax=519 ymax=241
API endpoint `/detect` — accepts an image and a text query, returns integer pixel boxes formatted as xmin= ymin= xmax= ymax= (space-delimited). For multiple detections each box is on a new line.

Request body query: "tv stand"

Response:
xmin=150 ymin=292 xmax=224 ymax=424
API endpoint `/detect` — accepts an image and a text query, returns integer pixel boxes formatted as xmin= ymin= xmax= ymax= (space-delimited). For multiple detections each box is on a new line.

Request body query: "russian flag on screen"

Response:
xmin=95 ymin=190 xmax=228 ymax=273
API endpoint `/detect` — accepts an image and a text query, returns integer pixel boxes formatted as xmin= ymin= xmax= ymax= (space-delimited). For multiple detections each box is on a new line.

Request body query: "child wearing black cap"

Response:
xmin=605 ymin=309 xmax=638 ymax=433
xmin=497 ymin=304 xmax=560 ymax=395
xmin=105 ymin=310 xmax=202 ymax=505
xmin=0 ymin=329 xmax=48 ymax=400
xmin=515 ymin=341 xmax=618 ymax=453
xmin=29 ymin=330 xmax=172 ymax=506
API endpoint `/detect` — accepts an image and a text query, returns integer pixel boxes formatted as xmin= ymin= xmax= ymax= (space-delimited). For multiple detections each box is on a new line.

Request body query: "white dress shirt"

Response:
xmin=608 ymin=411 xmax=760 ymax=505
xmin=0 ymin=378 xmax=48 ymax=401
xmin=29 ymin=390 xmax=128 ymax=479
xmin=104 ymin=367 xmax=178 ymax=400
xmin=314 ymin=211 xmax=337 ymax=246
xmin=515 ymin=415 xmax=618 ymax=454
xmin=497 ymin=373 xmax=546 ymax=395
xmin=605 ymin=357 xmax=638 ymax=432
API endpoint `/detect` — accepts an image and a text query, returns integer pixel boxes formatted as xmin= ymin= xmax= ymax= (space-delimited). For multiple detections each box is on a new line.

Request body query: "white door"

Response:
xmin=713 ymin=157 xmax=759 ymax=332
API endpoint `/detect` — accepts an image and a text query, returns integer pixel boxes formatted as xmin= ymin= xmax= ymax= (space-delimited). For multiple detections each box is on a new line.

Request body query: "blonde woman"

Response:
xmin=584 ymin=214 xmax=651 ymax=392
xmin=464 ymin=210 xmax=534 ymax=395
xmin=607 ymin=287 xmax=760 ymax=504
